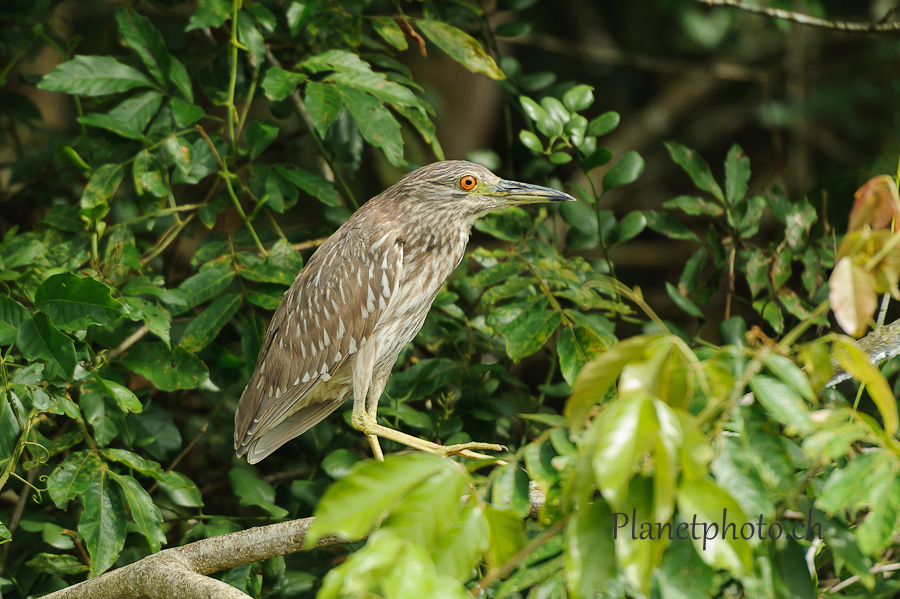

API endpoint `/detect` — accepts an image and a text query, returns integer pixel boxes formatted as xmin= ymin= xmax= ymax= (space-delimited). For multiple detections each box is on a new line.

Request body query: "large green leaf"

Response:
xmin=664 ymin=142 xmax=724 ymax=203
xmin=82 ymin=163 xmax=124 ymax=212
xmin=565 ymin=500 xmax=616 ymax=599
xmin=748 ymin=375 xmax=813 ymax=434
xmin=38 ymin=55 xmax=157 ymax=96
xmin=275 ymin=165 xmax=342 ymax=207
xmin=109 ymin=471 xmax=166 ymax=553
xmin=676 ymin=477 xmax=752 ymax=576
xmin=0 ymin=295 xmax=28 ymax=345
xmin=381 ymin=467 xmax=468 ymax=548
xmin=16 ymin=312 xmax=76 ymax=379
xmin=416 ymin=20 xmax=504 ymax=80
xmin=337 ymin=85 xmax=404 ymax=166
xmin=305 ymin=81 xmax=342 ymax=137
xmin=79 ymin=470 xmax=127 ymax=577
xmin=179 ymin=292 xmax=242 ymax=353
xmin=177 ymin=267 xmax=235 ymax=309
xmin=432 ymin=503 xmax=489 ymax=580
xmin=500 ymin=308 xmax=561 ymax=362
xmin=119 ymin=342 xmax=209 ymax=391
xmin=229 ymin=468 xmax=289 ymax=518
xmin=49 ymin=450 xmax=102 ymax=509
xmin=592 ymin=392 xmax=659 ymax=506
xmin=724 ymin=144 xmax=750 ymax=206
xmin=34 ymin=273 xmax=122 ymax=330
xmin=261 ymin=67 xmax=307 ymax=101
xmin=80 ymin=92 xmax=163 ymax=142
xmin=483 ymin=504 xmax=527 ymax=568
xmin=116 ymin=7 xmax=171 ymax=86
xmin=307 ymin=453 xmax=452 ymax=545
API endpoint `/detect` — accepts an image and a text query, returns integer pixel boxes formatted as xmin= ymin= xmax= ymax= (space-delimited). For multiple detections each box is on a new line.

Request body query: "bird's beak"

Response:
xmin=491 ymin=179 xmax=577 ymax=205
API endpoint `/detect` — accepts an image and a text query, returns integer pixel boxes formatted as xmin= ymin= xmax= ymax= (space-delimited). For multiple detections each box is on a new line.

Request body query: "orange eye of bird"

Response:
xmin=459 ymin=175 xmax=477 ymax=190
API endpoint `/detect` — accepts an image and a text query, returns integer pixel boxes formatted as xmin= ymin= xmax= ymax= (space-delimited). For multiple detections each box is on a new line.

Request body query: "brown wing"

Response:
xmin=234 ymin=225 xmax=403 ymax=459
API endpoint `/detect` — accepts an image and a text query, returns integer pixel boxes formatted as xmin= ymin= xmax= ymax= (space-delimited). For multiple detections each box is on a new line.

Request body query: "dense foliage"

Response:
xmin=2 ymin=1 xmax=900 ymax=598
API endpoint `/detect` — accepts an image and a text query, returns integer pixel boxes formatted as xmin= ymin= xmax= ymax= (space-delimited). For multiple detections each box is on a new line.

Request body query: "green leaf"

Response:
xmin=833 ymin=338 xmax=899 ymax=436
xmin=82 ymin=163 xmax=124 ymax=211
xmin=0 ymin=295 xmax=28 ymax=345
xmin=566 ymin=335 xmax=660 ymax=432
xmin=132 ymin=150 xmax=169 ymax=197
xmin=433 ymin=503 xmax=490 ymax=580
xmin=665 ymin=281 xmax=704 ymax=318
xmin=236 ymin=12 xmax=266 ymax=68
xmin=500 ymin=308 xmax=561 ymax=362
xmin=38 ymin=55 xmax=157 ymax=96
xmin=78 ymin=91 xmax=163 ymax=139
xmin=186 ymin=0 xmax=230 ymax=30
xmin=587 ymin=111 xmax=619 ymax=136
xmin=856 ymin=465 xmax=900 ymax=555
xmin=519 ymin=130 xmax=542 ymax=153
xmin=562 ymin=84 xmax=594 ymax=112
xmin=676 ymin=477 xmax=752 ymax=576
xmin=275 ymin=165 xmax=342 ymax=207
xmin=322 ymin=449 xmax=362 ymax=480
xmin=93 ymin=376 xmax=142 ymax=413
xmin=373 ymin=16 xmax=408 ymax=50
xmin=170 ymin=98 xmax=204 ymax=127
xmin=49 ymin=452 xmax=101 ymax=509
xmin=748 ymin=375 xmax=813 ymax=434
xmin=25 ymin=553 xmax=88 ymax=576
xmin=592 ymin=392 xmax=658 ymax=506
xmin=261 ymin=67 xmax=307 ymax=101
xmin=109 ymin=471 xmax=166 ymax=552
xmin=307 ymin=453 xmax=451 ymax=545
xmin=609 ymin=211 xmax=646 ymax=246
xmin=305 ymin=81 xmax=342 ymax=138
xmin=16 ymin=312 xmax=76 ymax=379
xmin=710 ymin=437 xmax=775 ymax=519
xmin=178 ymin=267 xmax=235 ymax=309
xmin=603 ymin=151 xmax=644 ymax=191
xmin=763 ymin=353 xmax=816 ymax=404
xmin=817 ymin=452 xmax=881 ymax=513
xmin=35 ymin=273 xmax=122 ymax=330
xmin=724 ymin=144 xmax=750 ymax=206
xmin=484 ymin=504 xmax=527 ymax=567
xmin=245 ymin=120 xmax=279 ymax=159
xmin=180 ymin=293 xmax=242 ymax=353
xmin=163 ymin=135 xmax=194 ymax=176
xmin=229 ymin=469 xmax=290 ymax=518
xmin=643 ymin=210 xmax=700 ymax=242
xmin=416 ymin=20 xmax=504 ymax=80
xmin=557 ymin=324 xmax=610 ymax=385
xmin=337 ymin=85 xmax=404 ymax=166
xmin=120 ymin=342 xmax=209 ymax=391
xmin=655 ymin=537 xmax=718 ymax=599
xmin=79 ymin=470 xmax=127 ymax=577
xmin=382 ymin=467 xmax=468 ymax=547
xmin=116 ymin=8 xmax=171 ymax=87
xmin=565 ymin=500 xmax=616 ymax=599
xmin=664 ymin=142 xmax=724 ymax=203
xmin=663 ymin=195 xmax=724 ymax=218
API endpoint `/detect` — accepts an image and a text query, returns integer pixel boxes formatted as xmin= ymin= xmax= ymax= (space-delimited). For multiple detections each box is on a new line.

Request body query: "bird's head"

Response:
xmin=395 ymin=160 xmax=576 ymax=219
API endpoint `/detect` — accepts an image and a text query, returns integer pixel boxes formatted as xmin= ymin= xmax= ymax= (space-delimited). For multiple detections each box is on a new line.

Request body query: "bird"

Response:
xmin=234 ymin=160 xmax=575 ymax=464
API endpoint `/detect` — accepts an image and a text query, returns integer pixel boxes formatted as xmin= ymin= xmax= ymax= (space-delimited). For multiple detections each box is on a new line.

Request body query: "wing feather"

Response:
xmin=235 ymin=225 xmax=404 ymax=454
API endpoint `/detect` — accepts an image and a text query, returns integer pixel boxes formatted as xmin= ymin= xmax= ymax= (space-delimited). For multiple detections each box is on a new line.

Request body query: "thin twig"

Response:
xmin=695 ymin=0 xmax=900 ymax=33
xmin=109 ymin=326 xmax=149 ymax=361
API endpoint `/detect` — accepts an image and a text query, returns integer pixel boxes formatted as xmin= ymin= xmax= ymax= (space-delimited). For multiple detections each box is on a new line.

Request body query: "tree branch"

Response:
xmin=696 ymin=0 xmax=900 ymax=33
xmin=39 ymin=518 xmax=353 ymax=599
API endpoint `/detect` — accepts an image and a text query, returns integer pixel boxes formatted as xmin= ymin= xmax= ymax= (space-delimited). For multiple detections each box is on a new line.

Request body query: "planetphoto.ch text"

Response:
xmin=613 ymin=508 xmax=822 ymax=550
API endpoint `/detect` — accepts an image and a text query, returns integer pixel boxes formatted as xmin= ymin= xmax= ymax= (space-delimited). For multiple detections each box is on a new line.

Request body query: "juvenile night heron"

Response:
xmin=235 ymin=160 xmax=575 ymax=463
